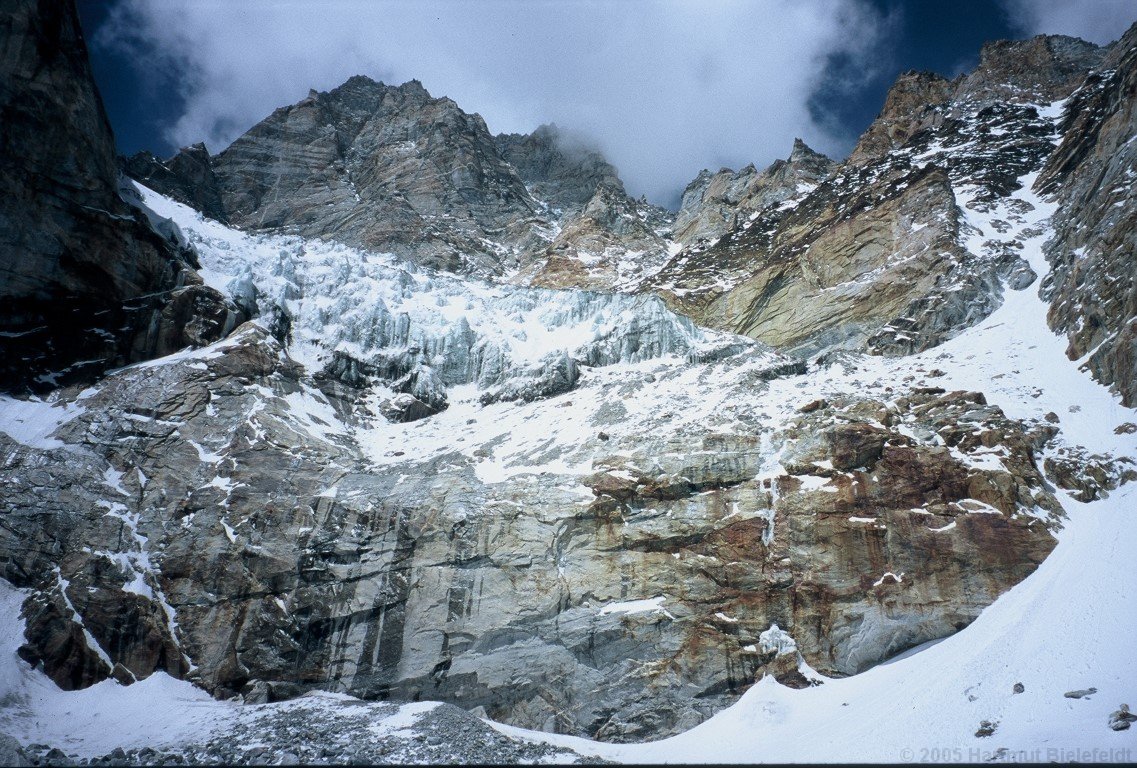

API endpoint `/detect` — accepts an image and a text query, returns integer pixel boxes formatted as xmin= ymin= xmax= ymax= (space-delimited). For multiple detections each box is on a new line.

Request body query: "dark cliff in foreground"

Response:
xmin=0 ymin=0 xmax=237 ymax=393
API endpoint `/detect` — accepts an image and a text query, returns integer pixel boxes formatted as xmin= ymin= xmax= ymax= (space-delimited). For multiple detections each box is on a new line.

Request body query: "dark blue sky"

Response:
xmin=77 ymin=0 xmax=1019 ymax=163
xmin=809 ymin=0 xmax=1020 ymax=141
xmin=75 ymin=0 xmax=1131 ymax=206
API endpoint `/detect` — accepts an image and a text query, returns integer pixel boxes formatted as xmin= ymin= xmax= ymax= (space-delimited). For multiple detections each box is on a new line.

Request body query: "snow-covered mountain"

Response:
xmin=1 ymin=0 xmax=1135 ymax=763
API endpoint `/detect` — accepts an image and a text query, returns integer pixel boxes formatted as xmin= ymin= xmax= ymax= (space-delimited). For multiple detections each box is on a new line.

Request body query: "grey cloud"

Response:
xmin=96 ymin=0 xmax=887 ymax=206
xmin=1001 ymin=0 xmax=1135 ymax=44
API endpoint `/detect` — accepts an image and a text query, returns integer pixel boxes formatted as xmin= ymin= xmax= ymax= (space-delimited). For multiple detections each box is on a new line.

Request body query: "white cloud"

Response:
xmin=1001 ymin=0 xmax=1135 ymax=45
xmin=95 ymin=0 xmax=887 ymax=206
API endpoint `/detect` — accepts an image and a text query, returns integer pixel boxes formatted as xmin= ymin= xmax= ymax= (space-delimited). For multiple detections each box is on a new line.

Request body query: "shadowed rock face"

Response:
xmin=494 ymin=123 xmax=624 ymax=213
xmin=124 ymin=144 xmax=228 ymax=224
xmin=1035 ymin=22 xmax=1137 ymax=407
xmin=0 ymin=0 xmax=237 ymax=392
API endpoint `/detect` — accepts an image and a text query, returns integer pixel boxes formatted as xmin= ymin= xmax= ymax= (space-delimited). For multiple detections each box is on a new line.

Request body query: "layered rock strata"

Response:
xmin=0 ymin=322 xmax=1059 ymax=741
xmin=639 ymin=34 xmax=1108 ymax=357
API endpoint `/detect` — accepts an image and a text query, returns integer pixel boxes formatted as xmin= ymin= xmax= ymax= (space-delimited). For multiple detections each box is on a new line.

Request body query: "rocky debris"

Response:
xmin=975 ymin=720 xmax=998 ymax=737
xmin=748 ymin=624 xmax=820 ymax=690
xmin=1064 ymin=687 xmax=1098 ymax=699
xmin=1109 ymin=704 xmax=1137 ymax=731
xmin=0 ymin=0 xmax=236 ymax=392
xmin=0 ymin=734 xmax=31 ymax=767
xmin=1043 ymin=448 xmax=1137 ymax=501
xmin=14 ymin=697 xmax=605 ymax=765
xmin=1035 ymin=22 xmax=1137 ymax=407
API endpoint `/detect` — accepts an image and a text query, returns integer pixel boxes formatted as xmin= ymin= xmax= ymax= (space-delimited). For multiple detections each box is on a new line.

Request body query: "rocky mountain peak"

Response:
xmin=199 ymin=73 xmax=544 ymax=273
xmin=494 ymin=122 xmax=625 ymax=213
xmin=127 ymin=74 xmax=662 ymax=278
xmin=847 ymin=70 xmax=955 ymax=164
xmin=788 ymin=137 xmax=826 ymax=165
xmin=669 ymin=138 xmax=835 ymax=247
xmin=958 ymin=33 xmax=1106 ymax=104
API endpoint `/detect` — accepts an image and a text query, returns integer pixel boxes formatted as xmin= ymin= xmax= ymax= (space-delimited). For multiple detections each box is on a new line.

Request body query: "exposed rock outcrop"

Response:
xmin=209 ymin=77 xmax=543 ymax=274
xmin=1035 ymin=22 xmax=1137 ymax=406
xmin=670 ymin=139 xmax=835 ymax=247
xmin=494 ymin=123 xmax=623 ymax=214
xmin=848 ymin=71 xmax=957 ymax=166
xmin=124 ymin=143 xmax=228 ymax=223
xmin=0 ymin=323 xmax=1059 ymax=740
xmin=637 ymin=33 xmax=1105 ymax=359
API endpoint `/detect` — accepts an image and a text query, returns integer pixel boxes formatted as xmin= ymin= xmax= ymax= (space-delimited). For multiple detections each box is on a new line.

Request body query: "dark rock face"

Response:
xmin=0 ymin=0 xmax=236 ymax=392
xmin=1036 ymin=22 xmax=1137 ymax=406
xmin=123 ymin=144 xmax=228 ymax=223
xmin=495 ymin=123 xmax=624 ymax=213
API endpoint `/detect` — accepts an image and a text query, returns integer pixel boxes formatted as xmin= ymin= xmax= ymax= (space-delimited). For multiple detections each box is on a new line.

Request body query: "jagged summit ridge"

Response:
xmin=127 ymin=75 xmax=668 ymax=280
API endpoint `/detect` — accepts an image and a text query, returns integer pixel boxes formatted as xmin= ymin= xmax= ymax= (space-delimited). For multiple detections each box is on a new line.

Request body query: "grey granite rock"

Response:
xmin=0 ymin=327 xmax=1058 ymax=741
